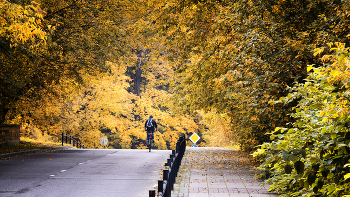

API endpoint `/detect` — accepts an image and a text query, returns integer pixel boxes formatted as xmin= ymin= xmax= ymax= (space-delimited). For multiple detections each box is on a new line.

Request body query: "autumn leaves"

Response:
xmin=3 ymin=0 xmax=350 ymax=177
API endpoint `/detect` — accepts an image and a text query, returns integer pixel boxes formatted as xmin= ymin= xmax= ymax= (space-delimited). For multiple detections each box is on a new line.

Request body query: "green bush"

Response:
xmin=254 ymin=43 xmax=350 ymax=196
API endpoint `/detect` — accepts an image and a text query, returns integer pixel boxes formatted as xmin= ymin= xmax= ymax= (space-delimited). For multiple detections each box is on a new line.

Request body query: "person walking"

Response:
xmin=145 ymin=115 xmax=157 ymax=147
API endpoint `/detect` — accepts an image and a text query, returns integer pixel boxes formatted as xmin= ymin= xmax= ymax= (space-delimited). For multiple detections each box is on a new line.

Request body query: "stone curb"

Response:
xmin=0 ymin=146 xmax=74 ymax=160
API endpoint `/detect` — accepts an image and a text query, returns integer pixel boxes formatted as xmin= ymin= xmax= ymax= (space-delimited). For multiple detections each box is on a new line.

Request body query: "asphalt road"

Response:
xmin=0 ymin=148 xmax=171 ymax=197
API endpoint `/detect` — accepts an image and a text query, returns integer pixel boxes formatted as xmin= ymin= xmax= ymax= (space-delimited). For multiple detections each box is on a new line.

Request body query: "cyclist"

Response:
xmin=145 ymin=115 xmax=157 ymax=147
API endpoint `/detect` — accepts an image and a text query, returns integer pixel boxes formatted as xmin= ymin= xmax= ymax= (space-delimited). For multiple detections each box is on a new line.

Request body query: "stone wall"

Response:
xmin=0 ymin=125 xmax=20 ymax=145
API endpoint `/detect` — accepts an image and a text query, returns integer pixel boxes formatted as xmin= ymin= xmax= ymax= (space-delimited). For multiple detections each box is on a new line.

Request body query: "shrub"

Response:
xmin=254 ymin=43 xmax=350 ymax=196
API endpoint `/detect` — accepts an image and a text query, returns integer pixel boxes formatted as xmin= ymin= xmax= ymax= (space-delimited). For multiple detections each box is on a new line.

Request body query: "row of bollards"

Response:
xmin=61 ymin=133 xmax=85 ymax=149
xmin=150 ymin=134 xmax=186 ymax=197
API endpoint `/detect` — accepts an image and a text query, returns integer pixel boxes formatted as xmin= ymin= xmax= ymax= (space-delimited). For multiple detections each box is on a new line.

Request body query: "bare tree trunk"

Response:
xmin=134 ymin=49 xmax=150 ymax=96
xmin=134 ymin=57 xmax=142 ymax=96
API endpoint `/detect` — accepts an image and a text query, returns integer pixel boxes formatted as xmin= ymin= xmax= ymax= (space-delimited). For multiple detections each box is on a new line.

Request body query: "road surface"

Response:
xmin=0 ymin=148 xmax=171 ymax=197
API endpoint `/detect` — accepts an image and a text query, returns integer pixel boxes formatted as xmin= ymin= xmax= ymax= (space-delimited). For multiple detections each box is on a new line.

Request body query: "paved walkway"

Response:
xmin=171 ymin=147 xmax=279 ymax=197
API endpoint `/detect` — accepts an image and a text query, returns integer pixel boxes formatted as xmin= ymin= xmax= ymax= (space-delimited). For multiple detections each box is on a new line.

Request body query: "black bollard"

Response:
xmin=163 ymin=169 xmax=169 ymax=181
xmin=158 ymin=180 xmax=163 ymax=196
xmin=167 ymin=158 xmax=171 ymax=167
xmin=163 ymin=169 xmax=169 ymax=196
xmin=170 ymin=154 xmax=174 ymax=163
xmin=149 ymin=190 xmax=155 ymax=197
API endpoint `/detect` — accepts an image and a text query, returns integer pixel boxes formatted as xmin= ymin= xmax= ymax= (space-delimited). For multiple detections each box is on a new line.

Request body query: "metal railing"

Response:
xmin=149 ymin=134 xmax=186 ymax=197
xmin=61 ymin=133 xmax=86 ymax=149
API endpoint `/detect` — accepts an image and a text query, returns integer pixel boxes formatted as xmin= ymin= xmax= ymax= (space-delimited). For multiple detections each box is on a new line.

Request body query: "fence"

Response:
xmin=149 ymin=134 xmax=186 ymax=197
xmin=61 ymin=133 xmax=85 ymax=149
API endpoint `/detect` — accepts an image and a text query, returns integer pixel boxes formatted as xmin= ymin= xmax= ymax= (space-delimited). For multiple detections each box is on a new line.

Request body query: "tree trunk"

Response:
xmin=134 ymin=58 xmax=142 ymax=96
xmin=134 ymin=49 xmax=150 ymax=96
xmin=0 ymin=105 xmax=9 ymax=125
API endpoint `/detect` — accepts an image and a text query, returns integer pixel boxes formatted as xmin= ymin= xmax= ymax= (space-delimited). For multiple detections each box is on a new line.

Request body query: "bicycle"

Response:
xmin=148 ymin=132 xmax=154 ymax=152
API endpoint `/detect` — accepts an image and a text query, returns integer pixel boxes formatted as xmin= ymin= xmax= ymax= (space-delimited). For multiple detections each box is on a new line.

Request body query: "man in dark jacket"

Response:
xmin=145 ymin=115 xmax=157 ymax=147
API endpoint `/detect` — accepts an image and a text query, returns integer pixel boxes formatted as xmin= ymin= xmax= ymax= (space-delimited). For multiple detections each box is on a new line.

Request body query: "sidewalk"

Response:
xmin=171 ymin=147 xmax=279 ymax=197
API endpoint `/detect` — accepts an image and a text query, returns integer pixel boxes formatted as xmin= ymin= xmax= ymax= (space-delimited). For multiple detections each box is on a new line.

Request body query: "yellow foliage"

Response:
xmin=198 ymin=110 xmax=234 ymax=147
xmin=0 ymin=1 xmax=47 ymax=47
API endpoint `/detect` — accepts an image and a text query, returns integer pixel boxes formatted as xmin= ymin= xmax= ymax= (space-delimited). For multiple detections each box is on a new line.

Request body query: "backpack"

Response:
xmin=146 ymin=119 xmax=153 ymax=127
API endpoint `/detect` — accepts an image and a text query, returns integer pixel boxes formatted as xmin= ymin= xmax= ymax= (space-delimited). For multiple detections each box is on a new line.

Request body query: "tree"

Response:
xmin=1 ymin=0 xmax=208 ymax=149
xmin=1 ymin=0 xmax=136 ymax=124
xmin=145 ymin=0 xmax=350 ymax=151
xmin=0 ymin=0 xmax=48 ymax=124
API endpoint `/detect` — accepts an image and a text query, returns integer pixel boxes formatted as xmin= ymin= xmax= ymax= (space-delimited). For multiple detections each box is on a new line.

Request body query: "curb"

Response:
xmin=0 ymin=146 xmax=74 ymax=160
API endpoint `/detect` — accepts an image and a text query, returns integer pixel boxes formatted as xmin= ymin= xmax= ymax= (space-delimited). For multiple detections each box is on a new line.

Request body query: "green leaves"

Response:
xmin=294 ymin=161 xmax=304 ymax=175
xmin=254 ymin=44 xmax=350 ymax=196
xmin=284 ymin=165 xmax=292 ymax=174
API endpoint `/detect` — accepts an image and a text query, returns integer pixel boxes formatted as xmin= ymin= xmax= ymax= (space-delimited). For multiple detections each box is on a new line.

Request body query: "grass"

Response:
xmin=0 ymin=137 xmax=61 ymax=155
